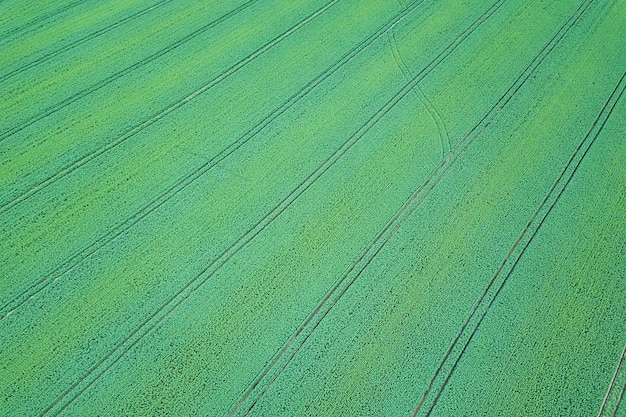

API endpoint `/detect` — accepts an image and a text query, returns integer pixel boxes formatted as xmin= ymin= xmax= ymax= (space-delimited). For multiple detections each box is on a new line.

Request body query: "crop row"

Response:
xmin=1 ymin=0 xmax=624 ymax=415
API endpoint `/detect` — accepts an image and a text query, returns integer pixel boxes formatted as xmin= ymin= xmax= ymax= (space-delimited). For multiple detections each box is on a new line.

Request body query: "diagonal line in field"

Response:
xmin=0 ymin=0 xmax=340 ymax=216
xmin=0 ymin=0 xmax=260 ymax=143
xmin=0 ymin=0 xmax=177 ymax=83
xmin=411 ymin=0 xmax=600 ymax=413
xmin=226 ymin=0 xmax=512 ymax=415
xmin=0 ymin=0 xmax=428 ymax=321
xmin=419 ymin=70 xmax=626 ymax=417
xmin=39 ymin=1 xmax=505 ymax=415
xmin=0 ymin=0 xmax=87 ymax=41
xmin=598 ymin=340 xmax=626 ymax=415
xmin=0 ymin=0 xmax=180 ymax=83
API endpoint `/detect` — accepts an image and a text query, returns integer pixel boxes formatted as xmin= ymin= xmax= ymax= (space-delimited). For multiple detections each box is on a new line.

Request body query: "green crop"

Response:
xmin=0 ymin=0 xmax=624 ymax=415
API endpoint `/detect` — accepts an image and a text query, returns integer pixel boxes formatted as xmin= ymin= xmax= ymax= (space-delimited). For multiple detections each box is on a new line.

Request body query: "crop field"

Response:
xmin=1 ymin=0 xmax=625 ymax=415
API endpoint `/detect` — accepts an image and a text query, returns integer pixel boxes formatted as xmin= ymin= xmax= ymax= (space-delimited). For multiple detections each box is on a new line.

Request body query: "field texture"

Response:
xmin=1 ymin=0 xmax=625 ymax=415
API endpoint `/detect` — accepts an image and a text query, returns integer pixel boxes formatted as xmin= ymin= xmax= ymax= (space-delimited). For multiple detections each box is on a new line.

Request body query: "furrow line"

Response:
xmin=614 ymin=384 xmax=626 ymax=417
xmin=233 ymin=0 xmax=601 ymax=413
xmin=0 ymin=0 xmax=259 ymax=143
xmin=39 ymin=1 xmax=501 ymax=414
xmin=411 ymin=0 xmax=599 ymax=412
xmin=598 ymin=343 xmax=626 ymax=417
xmin=0 ymin=0 xmax=340 ymax=216
xmin=0 ymin=0 xmax=176 ymax=83
xmin=226 ymin=1 xmax=512 ymax=415
xmin=389 ymin=28 xmax=450 ymax=157
xmin=0 ymin=0 xmax=87 ymax=41
xmin=0 ymin=0 xmax=427 ymax=320
xmin=418 ymin=69 xmax=626 ymax=417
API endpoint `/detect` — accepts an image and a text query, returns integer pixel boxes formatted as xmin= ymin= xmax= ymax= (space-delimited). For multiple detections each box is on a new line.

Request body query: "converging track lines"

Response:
xmin=227 ymin=0 xmax=510 ymax=414
xmin=2 ymin=0 xmax=623 ymax=415
xmin=39 ymin=1 xmax=504 ymax=414
xmin=0 ymin=0 xmax=259 ymax=143
xmin=231 ymin=0 xmax=610 ymax=414
xmin=410 ymin=0 xmax=603 ymax=413
xmin=0 ymin=0 xmax=427 ymax=321
xmin=0 ymin=0 xmax=340 ymax=217
xmin=388 ymin=29 xmax=450 ymax=157
xmin=414 ymin=70 xmax=626 ymax=417
xmin=0 ymin=0 xmax=176 ymax=83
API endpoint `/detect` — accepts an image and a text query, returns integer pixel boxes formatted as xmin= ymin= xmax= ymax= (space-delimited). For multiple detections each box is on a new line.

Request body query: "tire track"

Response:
xmin=0 ymin=0 xmax=176 ymax=84
xmin=598 ymin=343 xmax=626 ymax=417
xmin=230 ymin=0 xmax=602 ymax=413
xmin=614 ymin=384 xmax=626 ymax=417
xmin=411 ymin=0 xmax=598 ymax=412
xmin=414 ymin=70 xmax=626 ymax=417
xmin=0 ymin=0 xmax=87 ymax=41
xmin=0 ymin=0 xmax=340 ymax=216
xmin=39 ymin=1 xmax=503 ymax=414
xmin=388 ymin=29 xmax=451 ymax=157
xmin=225 ymin=1 xmax=512 ymax=415
xmin=0 ymin=0 xmax=428 ymax=320
xmin=0 ymin=0 xmax=259 ymax=143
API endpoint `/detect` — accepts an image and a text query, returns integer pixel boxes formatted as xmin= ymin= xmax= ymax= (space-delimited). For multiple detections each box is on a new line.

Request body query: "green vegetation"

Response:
xmin=1 ymin=0 xmax=624 ymax=415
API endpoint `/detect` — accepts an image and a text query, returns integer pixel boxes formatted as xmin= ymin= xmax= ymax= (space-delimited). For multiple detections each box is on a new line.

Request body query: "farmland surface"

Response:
xmin=1 ymin=0 xmax=625 ymax=415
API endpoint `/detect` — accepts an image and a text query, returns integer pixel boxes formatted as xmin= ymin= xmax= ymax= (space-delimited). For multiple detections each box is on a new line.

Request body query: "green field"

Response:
xmin=1 ymin=0 xmax=625 ymax=415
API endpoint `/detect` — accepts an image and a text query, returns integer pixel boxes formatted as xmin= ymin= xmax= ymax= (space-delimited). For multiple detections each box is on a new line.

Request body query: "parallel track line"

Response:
xmin=0 ymin=0 xmax=428 ymax=320
xmin=226 ymin=1 xmax=511 ymax=414
xmin=39 ymin=1 xmax=501 ymax=414
xmin=0 ymin=0 xmax=176 ymax=83
xmin=418 ymin=69 xmax=626 ymax=417
xmin=411 ymin=1 xmax=598 ymax=412
xmin=598 ymin=342 xmax=626 ymax=416
xmin=0 ymin=0 xmax=259 ymax=143
xmin=0 ymin=0 xmax=87 ymax=41
xmin=0 ymin=0 xmax=340 ymax=216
